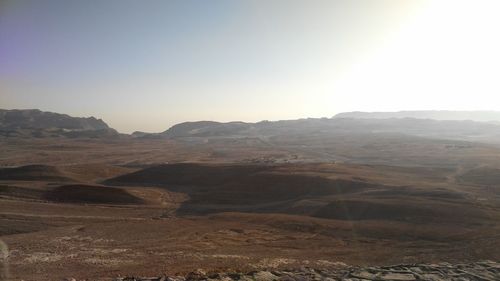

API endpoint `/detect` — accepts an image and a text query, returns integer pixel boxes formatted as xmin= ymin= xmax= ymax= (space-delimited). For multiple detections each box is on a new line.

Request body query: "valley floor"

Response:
xmin=1 ymin=161 xmax=500 ymax=281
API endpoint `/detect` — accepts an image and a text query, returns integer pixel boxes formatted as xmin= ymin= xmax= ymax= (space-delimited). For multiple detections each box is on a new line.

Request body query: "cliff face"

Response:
xmin=0 ymin=109 xmax=118 ymax=138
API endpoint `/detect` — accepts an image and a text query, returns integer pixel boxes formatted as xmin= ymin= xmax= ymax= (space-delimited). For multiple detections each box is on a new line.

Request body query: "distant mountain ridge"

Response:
xmin=333 ymin=110 xmax=500 ymax=122
xmin=160 ymin=111 xmax=500 ymax=140
xmin=4 ymin=109 xmax=500 ymax=143
xmin=0 ymin=109 xmax=118 ymax=138
xmin=155 ymin=116 xmax=500 ymax=144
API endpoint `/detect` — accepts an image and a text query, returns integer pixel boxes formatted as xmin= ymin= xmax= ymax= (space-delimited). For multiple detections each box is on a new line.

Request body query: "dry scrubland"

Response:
xmin=1 ymin=135 xmax=500 ymax=280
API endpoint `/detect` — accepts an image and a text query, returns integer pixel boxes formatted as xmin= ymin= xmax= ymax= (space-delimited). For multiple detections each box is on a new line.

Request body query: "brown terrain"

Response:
xmin=1 ymin=110 xmax=500 ymax=280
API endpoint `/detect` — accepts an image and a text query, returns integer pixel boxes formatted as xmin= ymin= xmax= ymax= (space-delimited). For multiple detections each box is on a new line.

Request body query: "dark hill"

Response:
xmin=0 ymin=165 xmax=73 ymax=181
xmin=105 ymin=163 xmax=490 ymax=223
xmin=105 ymin=163 xmax=379 ymax=204
xmin=43 ymin=184 xmax=143 ymax=204
xmin=457 ymin=166 xmax=500 ymax=186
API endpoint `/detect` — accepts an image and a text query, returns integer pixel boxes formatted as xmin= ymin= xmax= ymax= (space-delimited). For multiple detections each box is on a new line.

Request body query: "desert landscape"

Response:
xmin=1 ymin=109 xmax=500 ymax=280
xmin=2 ymin=1 xmax=500 ymax=279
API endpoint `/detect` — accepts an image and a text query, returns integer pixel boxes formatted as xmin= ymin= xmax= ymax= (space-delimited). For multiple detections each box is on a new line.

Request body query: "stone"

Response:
xmin=108 ymin=261 xmax=500 ymax=281
xmin=253 ymin=271 xmax=279 ymax=281
xmin=350 ymin=270 xmax=378 ymax=279
xmin=167 ymin=277 xmax=186 ymax=281
xmin=186 ymin=269 xmax=207 ymax=281
xmin=227 ymin=273 xmax=241 ymax=280
xmin=420 ymin=273 xmax=446 ymax=281
xmin=380 ymin=272 xmax=416 ymax=281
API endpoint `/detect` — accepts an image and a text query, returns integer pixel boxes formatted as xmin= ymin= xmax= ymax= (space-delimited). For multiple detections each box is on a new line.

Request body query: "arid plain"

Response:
xmin=2 ymin=110 xmax=500 ymax=280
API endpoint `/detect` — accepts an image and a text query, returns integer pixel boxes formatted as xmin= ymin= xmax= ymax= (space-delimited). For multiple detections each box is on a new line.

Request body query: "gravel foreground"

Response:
xmin=111 ymin=261 xmax=500 ymax=281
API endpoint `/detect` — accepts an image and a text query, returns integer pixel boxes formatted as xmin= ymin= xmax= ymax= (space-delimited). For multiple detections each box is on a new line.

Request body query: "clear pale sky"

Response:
xmin=1 ymin=0 xmax=499 ymax=133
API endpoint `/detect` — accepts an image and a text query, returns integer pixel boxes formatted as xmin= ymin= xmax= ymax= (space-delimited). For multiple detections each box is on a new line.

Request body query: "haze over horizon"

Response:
xmin=1 ymin=0 xmax=500 ymax=133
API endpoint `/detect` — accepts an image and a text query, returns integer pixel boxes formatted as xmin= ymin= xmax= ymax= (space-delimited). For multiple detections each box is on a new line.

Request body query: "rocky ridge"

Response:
xmin=0 ymin=109 xmax=118 ymax=138
xmin=113 ymin=261 xmax=500 ymax=281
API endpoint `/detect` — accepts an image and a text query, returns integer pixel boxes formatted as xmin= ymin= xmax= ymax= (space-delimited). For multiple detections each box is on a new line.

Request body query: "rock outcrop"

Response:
xmin=114 ymin=261 xmax=500 ymax=281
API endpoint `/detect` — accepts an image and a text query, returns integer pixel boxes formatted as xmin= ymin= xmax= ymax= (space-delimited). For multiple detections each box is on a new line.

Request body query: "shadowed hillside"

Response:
xmin=0 ymin=165 xmax=73 ymax=181
xmin=0 ymin=183 xmax=143 ymax=205
xmin=43 ymin=184 xmax=143 ymax=204
xmin=106 ymin=163 xmax=497 ymax=224
xmin=458 ymin=166 xmax=500 ymax=186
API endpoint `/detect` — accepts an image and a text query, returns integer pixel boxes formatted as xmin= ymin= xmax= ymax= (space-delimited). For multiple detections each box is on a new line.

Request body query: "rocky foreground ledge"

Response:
xmin=114 ymin=261 xmax=500 ymax=281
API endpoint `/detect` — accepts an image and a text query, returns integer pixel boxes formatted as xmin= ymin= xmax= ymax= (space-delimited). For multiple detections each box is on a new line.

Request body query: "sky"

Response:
xmin=1 ymin=0 xmax=499 ymax=133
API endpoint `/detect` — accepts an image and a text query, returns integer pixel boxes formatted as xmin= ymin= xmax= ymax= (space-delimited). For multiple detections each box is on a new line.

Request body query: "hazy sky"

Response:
xmin=1 ymin=0 xmax=499 ymax=133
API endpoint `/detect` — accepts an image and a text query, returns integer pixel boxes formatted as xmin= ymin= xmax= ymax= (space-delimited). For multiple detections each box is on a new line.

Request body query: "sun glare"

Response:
xmin=331 ymin=0 xmax=500 ymax=112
